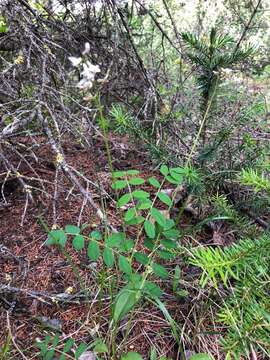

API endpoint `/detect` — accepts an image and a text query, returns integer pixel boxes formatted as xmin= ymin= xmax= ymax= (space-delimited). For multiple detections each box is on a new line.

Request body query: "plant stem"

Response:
xmin=186 ymin=76 xmax=219 ymax=167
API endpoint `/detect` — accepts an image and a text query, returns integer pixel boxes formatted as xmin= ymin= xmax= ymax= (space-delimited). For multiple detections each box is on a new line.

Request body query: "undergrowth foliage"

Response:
xmin=46 ymin=166 xmax=188 ymax=322
xmin=191 ymin=235 xmax=270 ymax=358
xmin=42 ymin=166 xmax=190 ymax=359
xmin=191 ymin=169 xmax=270 ymax=358
xmin=1 ymin=1 xmax=270 ymax=359
xmin=42 ymin=165 xmax=270 ymax=359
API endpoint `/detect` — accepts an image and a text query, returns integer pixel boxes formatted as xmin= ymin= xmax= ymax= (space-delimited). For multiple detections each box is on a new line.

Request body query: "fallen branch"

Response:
xmin=39 ymin=109 xmax=116 ymax=232
xmin=6 ymin=311 xmax=28 ymax=360
xmin=0 ymin=284 xmax=109 ymax=304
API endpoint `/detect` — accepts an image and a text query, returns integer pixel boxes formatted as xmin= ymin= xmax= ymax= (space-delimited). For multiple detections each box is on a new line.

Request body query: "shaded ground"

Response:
xmin=0 ymin=134 xmax=239 ymax=359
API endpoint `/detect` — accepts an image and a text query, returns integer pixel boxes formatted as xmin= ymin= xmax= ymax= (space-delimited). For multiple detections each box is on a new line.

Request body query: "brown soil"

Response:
xmin=0 ymin=134 xmax=226 ymax=359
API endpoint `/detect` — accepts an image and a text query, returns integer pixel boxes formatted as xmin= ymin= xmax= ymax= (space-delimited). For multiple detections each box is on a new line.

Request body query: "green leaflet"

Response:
xmin=72 ymin=234 xmax=84 ymax=251
xmin=112 ymin=179 xmax=128 ymax=190
xmin=160 ymin=165 xmax=169 ymax=176
xmin=148 ymin=177 xmax=161 ymax=188
xmin=92 ymin=339 xmax=108 ymax=353
xmin=113 ymin=289 xmax=140 ymax=323
xmin=103 ymin=247 xmax=114 ymax=267
xmin=190 ymin=354 xmax=214 ymax=360
xmin=65 ymin=224 xmax=80 ymax=235
xmin=119 ymin=255 xmax=132 ymax=275
xmin=144 ymin=220 xmax=156 ymax=239
xmin=124 ymin=208 xmax=137 ymax=222
xmin=117 ymin=193 xmax=132 ymax=207
xmin=87 ymin=240 xmax=100 ymax=261
xmin=151 ymin=207 xmax=167 ymax=228
xmin=121 ymin=352 xmax=143 ymax=360
xmin=157 ymin=191 xmax=173 ymax=206
xmin=152 ymin=263 xmax=169 ymax=279
xmin=132 ymin=190 xmax=150 ymax=199
xmin=46 ymin=230 xmax=67 ymax=247
xmin=90 ymin=230 xmax=102 ymax=240
xmin=134 ymin=252 xmax=150 ymax=265
xmin=129 ymin=177 xmax=145 ymax=185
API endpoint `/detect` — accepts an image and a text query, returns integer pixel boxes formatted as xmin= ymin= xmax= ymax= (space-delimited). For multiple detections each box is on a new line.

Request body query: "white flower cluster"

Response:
xmin=68 ymin=43 xmax=100 ymax=90
xmin=77 ymin=61 xmax=100 ymax=90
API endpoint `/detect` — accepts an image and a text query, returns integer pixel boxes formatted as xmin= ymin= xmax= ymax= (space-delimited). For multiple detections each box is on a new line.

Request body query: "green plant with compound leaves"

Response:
xmin=45 ymin=165 xmax=201 ymax=357
xmin=37 ymin=333 xmax=108 ymax=359
xmin=45 ymin=165 xmax=195 ymax=314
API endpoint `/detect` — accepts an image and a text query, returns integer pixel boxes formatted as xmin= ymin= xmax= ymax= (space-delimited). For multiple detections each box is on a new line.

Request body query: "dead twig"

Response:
xmin=39 ymin=110 xmax=117 ymax=232
xmin=6 ymin=311 xmax=28 ymax=360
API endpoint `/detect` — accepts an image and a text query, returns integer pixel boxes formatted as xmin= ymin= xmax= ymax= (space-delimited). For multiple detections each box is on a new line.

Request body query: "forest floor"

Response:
xmin=0 ymin=133 xmax=251 ymax=359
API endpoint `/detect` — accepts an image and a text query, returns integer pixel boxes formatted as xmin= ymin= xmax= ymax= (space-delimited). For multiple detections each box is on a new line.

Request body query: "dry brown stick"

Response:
xmin=135 ymin=0 xmax=181 ymax=55
xmin=52 ymin=166 xmax=60 ymax=227
xmin=77 ymin=181 xmax=88 ymax=227
xmin=0 ymin=169 xmax=11 ymax=204
xmin=244 ymin=209 xmax=269 ymax=229
xmin=0 ymin=244 xmax=25 ymax=263
xmin=0 ymin=284 xmax=81 ymax=304
xmin=0 ymin=151 xmax=34 ymax=203
xmin=70 ymin=165 xmax=113 ymax=200
xmin=20 ymin=192 xmax=30 ymax=226
xmin=6 ymin=311 xmax=28 ymax=360
xmin=0 ymin=284 xmax=109 ymax=304
xmin=38 ymin=110 xmax=116 ymax=231
xmin=0 ymin=109 xmax=37 ymax=141
xmin=161 ymin=0 xmax=183 ymax=51
xmin=234 ymin=0 xmax=263 ymax=52
xmin=5 ymin=141 xmax=46 ymax=191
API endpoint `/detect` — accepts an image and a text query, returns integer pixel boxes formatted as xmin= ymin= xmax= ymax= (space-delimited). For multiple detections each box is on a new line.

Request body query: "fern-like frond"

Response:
xmin=240 ymin=168 xmax=270 ymax=193
xmin=219 ymin=297 xmax=270 ymax=357
xmin=190 ymin=235 xmax=270 ymax=288
xmin=186 ymin=53 xmax=210 ymax=68
xmin=190 ymin=234 xmax=270 ymax=357
xmin=232 ymin=45 xmax=256 ymax=62
xmin=182 ymin=32 xmax=209 ymax=57
xmin=214 ymin=33 xmax=234 ymax=49
xmin=181 ymin=29 xmax=255 ymax=107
